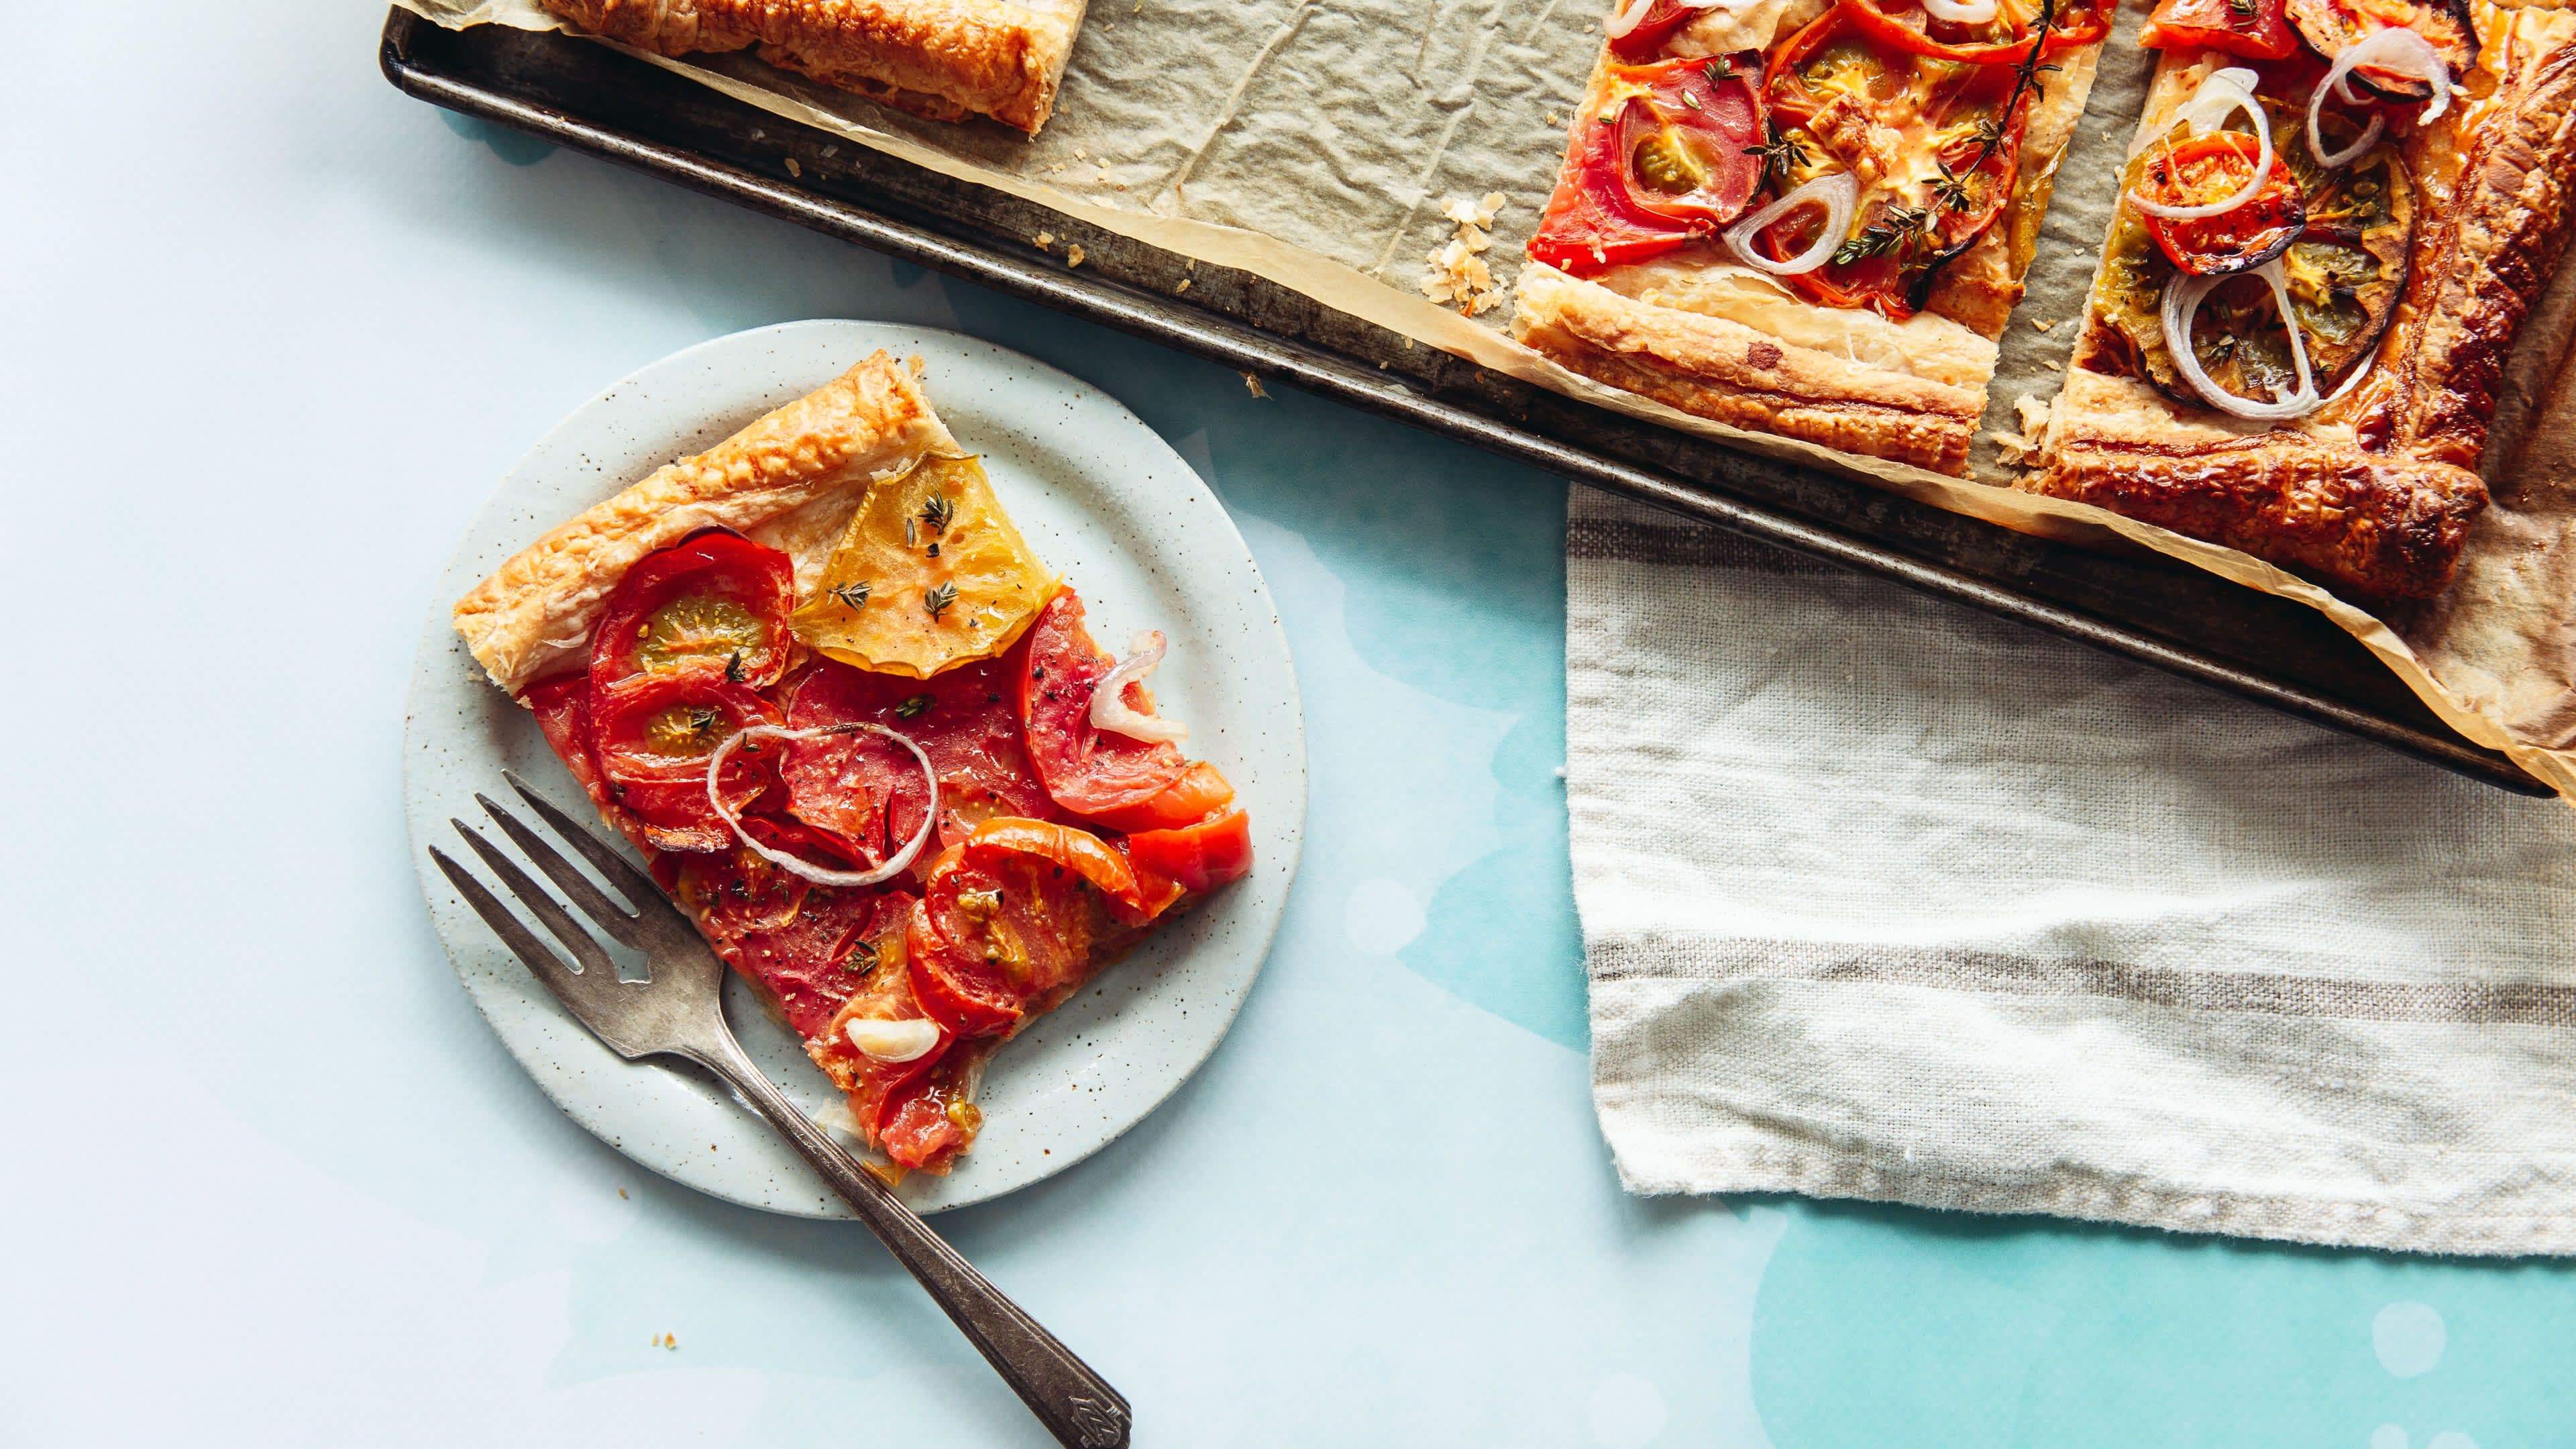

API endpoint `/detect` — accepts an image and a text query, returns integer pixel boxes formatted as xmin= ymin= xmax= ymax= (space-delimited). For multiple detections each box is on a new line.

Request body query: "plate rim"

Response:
xmin=402 ymin=319 xmax=1305 ymax=1216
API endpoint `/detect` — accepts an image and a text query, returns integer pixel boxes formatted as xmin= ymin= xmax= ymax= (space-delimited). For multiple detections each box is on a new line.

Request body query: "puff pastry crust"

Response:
xmin=540 ymin=0 xmax=1087 ymax=133
xmin=1517 ymin=262 xmax=1990 ymax=472
xmin=453 ymin=350 xmax=960 ymax=694
xmin=2029 ymin=26 xmax=2576 ymax=600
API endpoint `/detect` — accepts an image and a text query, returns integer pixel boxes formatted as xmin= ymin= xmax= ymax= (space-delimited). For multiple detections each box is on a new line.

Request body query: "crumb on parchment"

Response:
xmin=1034 ymin=231 xmax=1054 ymax=250
xmin=784 ymin=158 xmax=801 ymax=178
xmin=1176 ymin=277 xmax=1192 ymax=292
xmin=1242 ymin=373 xmax=1269 ymax=398
xmin=1422 ymin=192 xmax=1510 ymax=315
xmin=1066 ymin=244 xmax=1085 ymax=268
xmin=2029 ymin=317 xmax=2055 ymax=332
xmin=1986 ymin=393 xmax=2055 ymax=467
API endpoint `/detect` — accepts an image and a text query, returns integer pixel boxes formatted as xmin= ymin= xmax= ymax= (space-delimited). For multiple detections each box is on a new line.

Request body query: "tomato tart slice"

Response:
xmin=2026 ymin=4 xmax=2576 ymax=600
xmin=454 ymin=352 xmax=1252 ymax=1175
xmin=1514 ymin=0 xmax=2113 ymax=472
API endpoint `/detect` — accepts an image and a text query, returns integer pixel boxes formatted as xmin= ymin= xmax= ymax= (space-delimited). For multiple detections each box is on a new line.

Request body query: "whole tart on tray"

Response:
xmin=2029 ymin=0 xmax=2576 ymax=600
xmin=453 ymin=350 xmax=1252 ymax=1175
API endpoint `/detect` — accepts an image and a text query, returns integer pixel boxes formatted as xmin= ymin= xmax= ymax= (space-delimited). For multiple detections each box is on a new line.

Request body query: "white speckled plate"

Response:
xmin=404 ymin=321 xmax=1305 ymax=1216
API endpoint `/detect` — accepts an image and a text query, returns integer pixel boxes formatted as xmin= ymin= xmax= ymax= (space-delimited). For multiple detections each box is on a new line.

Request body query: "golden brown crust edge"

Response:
xmin=540 ymin=0 xmax=1085 ymax=134
xmin=2387 ymin=38 xmax=2576 ymax=469
xmin=2035 ymin=374 xmax=2489 ymax=601
xmin=1515 ymin=262 xmax=1987 ymax=474
xmin=2029 ymin=33 xmax=2576 ymax=600
xmin=451 ymin=350 xmax=961 ymax=696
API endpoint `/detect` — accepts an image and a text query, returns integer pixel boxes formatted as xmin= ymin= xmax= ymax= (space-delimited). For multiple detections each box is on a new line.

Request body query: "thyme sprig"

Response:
xmin=1743 ymin=120 xmax=1811 ymax=189
xmin=918 ymin=492 xmax=956 ymax=535
xmin=1962 ymin=0 xmax=2060 ymax=176
xmin=922 ymin=582 xmax=959 ymax=621
xmin=1833 ymin=205 xmax=1932 ymax=265
xmin=829 ymin=580 xmax=873 ymax=609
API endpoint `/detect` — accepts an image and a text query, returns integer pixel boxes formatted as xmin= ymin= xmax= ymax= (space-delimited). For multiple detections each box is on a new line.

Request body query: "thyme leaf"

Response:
xmin=895 ymin=694 xmax=934 ymax=720
xmin=918 ymin=492 xmax=955 ymax=536
xmin=923 ymin=582 xmax=959 ymax=621
xmin=829 ymin=580 xmax=873 ymax=609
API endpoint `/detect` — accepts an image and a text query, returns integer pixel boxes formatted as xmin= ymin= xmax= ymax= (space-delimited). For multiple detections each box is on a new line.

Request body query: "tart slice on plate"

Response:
xmin=2027 ymin=1 xmax=2576 ymax=598
xmin=451 ymin=351 xmax=1252 ymax=1175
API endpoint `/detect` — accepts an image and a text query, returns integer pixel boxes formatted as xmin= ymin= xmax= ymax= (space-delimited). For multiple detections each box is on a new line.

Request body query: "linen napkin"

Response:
xmin=1566 ymin=486 xmax=2576 ymax=1256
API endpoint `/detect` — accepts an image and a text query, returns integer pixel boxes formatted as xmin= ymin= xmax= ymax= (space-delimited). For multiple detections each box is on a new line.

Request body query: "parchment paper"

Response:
xmin=392 ymin=0 xmax=2576 ymax=799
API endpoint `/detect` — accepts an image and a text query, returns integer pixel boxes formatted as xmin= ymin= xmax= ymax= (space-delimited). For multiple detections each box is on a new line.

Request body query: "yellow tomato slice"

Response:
xmin=790 ymin=454 xmax=1056 ymax=680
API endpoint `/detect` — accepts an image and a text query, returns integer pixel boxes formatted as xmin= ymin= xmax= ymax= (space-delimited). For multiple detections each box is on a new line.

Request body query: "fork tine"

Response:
xmin=429 ymin=845 xmax=608 ymax=1026
xmin=449 ymin=819 xmax=628 ymax=985
xmin=476 ymin=792 xmax=647 ymax=950
xmin=502 ymin=772 xmax=674 ymax=922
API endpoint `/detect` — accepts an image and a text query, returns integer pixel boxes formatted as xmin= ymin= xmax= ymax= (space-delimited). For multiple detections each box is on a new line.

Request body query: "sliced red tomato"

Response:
xmin=1126 ymin=809 xmax=1255 ymax=897
xmin=1082 ymin=761 xmax=1238 ymax=833
xmin=2138 ymin=131 xmax=2304 ymax=276
xmin=721 ymin=883 xmax=916 ymax=1039
xmin=782 ymin=646 xmax=1056 ymax=863
xmin=871 ymin=1049 xmax=983 ymax=1171
xmin=660 ymin=816 xmax=869 ymax=941
xmin=2139 ymin=0 xmax=2296 ymax=58
xmin=588 ymin=530 xmax=795 ymax=694
xmin=1527 ymin=56 xmax=1766 ymax=277
xmin=906 ymin=837 xmax=1104 ymax=1038
xmin=963 ymin=818 xmax=1145 ymax=909
xmin=1835 ymin=0 xmax=2109 ymax=66
xmin=519 ymin=674 xmax=628 ymax=830
xmin=1607 ymin=0 xmax=1703 ymax=60
xmin=904 ymin=893 xmax=1020 ymax=1036
xmin=588 ymin=672 xmax=780 ymax=853
xmin=1017 ymin=587 xmax=1189 ymax=815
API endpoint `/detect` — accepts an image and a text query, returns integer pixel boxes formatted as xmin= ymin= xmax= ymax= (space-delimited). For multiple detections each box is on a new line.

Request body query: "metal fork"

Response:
xmin=428 ymin=773 xmax=1131 ymax=1449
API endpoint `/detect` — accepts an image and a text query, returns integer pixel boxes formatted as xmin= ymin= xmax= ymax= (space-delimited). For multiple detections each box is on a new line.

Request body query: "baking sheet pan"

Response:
xmin=378 ymin=7 xmax=2544 ymax=794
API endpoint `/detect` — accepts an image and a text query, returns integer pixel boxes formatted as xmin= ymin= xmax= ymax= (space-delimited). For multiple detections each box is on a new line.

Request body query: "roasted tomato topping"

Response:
xmin=1833 ymin=0 xmax=2110 ymax=66
xmin=2090 ymin=97 xmax=2413 ymax=409
xmin=1527 ymin=56 xmax=1766 ymax=276
xmin=871 ymin=1046 xmax=986 ymax=1171
xmin=780 ymin=645 xmax=1056 ymax=863
xmin=715 ymin=877 xmax=915 ymax=1038
xmin=2140 ymin=0 xmax=2297 ymax=59
xmin=588 ymin=672 xmax=780 ymax=852
xmin=1124 ymin=809 xmax=1256 ymax=898
xmin=2138 ymin=131 xmax=2305 ymax=276
xmin=1016 ymin=586 xmax=1189 ymax=816
xmin=589 ymin=531 xmax=795 ymax=694
xmin=2283 ymin=0 xmax=2474 ymax=101
xmin=1082 ymin=760 xmax=1238 ymax=834
xmin=1607 ymin=0 xmax=1705 ymax=60
xmin=1753 ymin=4 xmax=2035 ymax=319
xmin=907 ymin=827 xmax=1114 ymax=1038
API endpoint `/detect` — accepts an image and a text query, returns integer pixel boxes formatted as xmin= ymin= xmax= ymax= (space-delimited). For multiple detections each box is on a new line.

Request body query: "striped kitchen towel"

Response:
xmin=1566 ymin=485 xmax=2576 ymax=1256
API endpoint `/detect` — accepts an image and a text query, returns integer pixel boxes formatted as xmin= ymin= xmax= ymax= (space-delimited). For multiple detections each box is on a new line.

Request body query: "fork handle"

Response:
xmin=682 ymin=1038 xmax=1132 ymax=1449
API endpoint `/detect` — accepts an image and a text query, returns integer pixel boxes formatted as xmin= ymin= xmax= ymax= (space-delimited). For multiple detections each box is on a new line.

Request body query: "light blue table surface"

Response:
xmin=6 ymin=5 xmax=2571 ymax=1445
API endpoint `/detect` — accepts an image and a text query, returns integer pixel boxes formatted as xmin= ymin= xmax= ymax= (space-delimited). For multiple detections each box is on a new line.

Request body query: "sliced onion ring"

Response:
xmin=2161 ymin=257 xmax=2321 ymax=422
xmin=1093 ymin=631 xmax=1189 ymax=745
xmin=1923 ymin=0 xmax=2000 ymax=21
xmin=2310 ymin=28 xmax=2449 ymax=168
xmin=1723 ymin=172 xmax=1860 ymax=276
xmin=704 ymin=722 xmax=938 ymax=888
xmin=2129 ymin=70 xmax=2273 ymax=219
